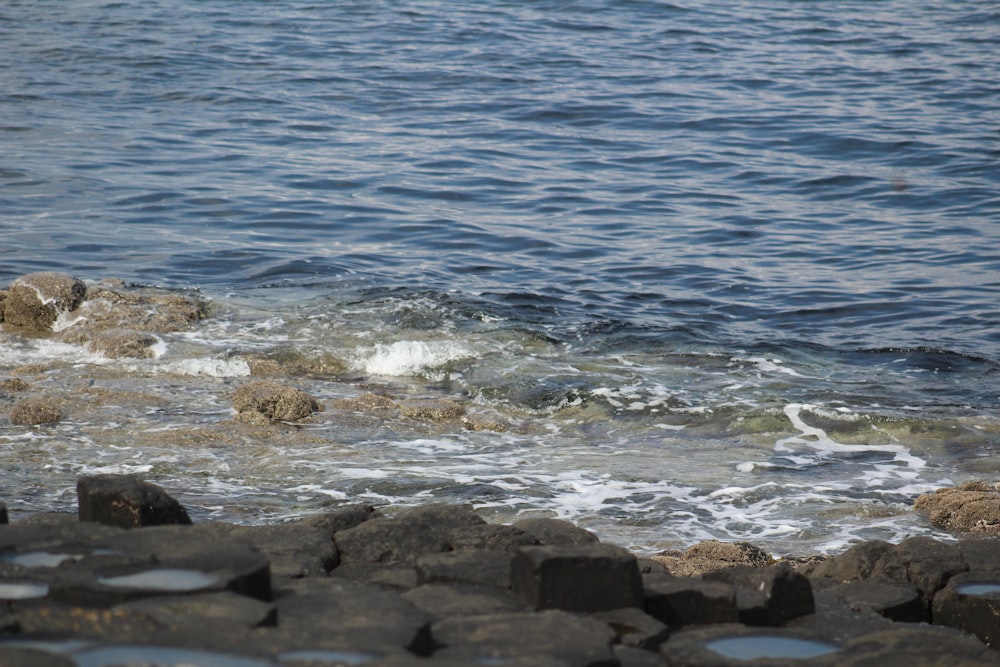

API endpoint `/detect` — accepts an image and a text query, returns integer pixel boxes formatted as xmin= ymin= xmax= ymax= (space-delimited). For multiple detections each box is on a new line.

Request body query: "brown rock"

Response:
xmin=9 ymin=397 xmax=63 ymax=425
xmin=87 ymin=329 xmax=160 ymax=359
xmin=232 ymin=381 xmax=319 ymax=423
xmin=1 ymin=378 xmax=31 ymax=393
xmin=652 ymin=540 xmax=773 ymax=577
xmin=3 ymin=272 xmax=86 ymax=330
xmin=914 ymin=481 xmax=1000 ymax=535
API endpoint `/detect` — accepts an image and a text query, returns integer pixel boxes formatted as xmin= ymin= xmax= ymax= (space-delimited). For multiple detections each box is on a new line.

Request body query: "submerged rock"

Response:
xmin=2 ymin=272 xmax=87 ymax=331
xmin=915 ymin=481 xmax=1000 ymax=536
xmin=86 ymin=328 xmax=160 ymax=359
xmin=9 ymin=396 xmax=63 ymax=425
xmin=232 ymin=380 xmax=320 ymax=423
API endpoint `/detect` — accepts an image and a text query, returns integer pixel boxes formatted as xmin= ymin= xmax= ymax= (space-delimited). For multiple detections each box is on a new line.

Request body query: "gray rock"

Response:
xmin=272 ymin=578 xmax=434 ymax=655
xmin=512 ymin=543 xmax=643 ymax=612
xmin=47 ymin=526 xmax=272 ymax=607
xmin=3 ymin=272 xmax=86 ymax=330
xmin=643 ymin=573 xmax=738 ymax=627
xmin=591 ymin=607 xmax=671 ymax=650
xmin=402 ymin=582 xmax=532 ymax=619
xmin=431 ymin=610 xmax=619 ymax=667
xmin=223 ymin=520 xmax=338 ymax=580
xmin=513 ymin=518 xmax=600 ymax=545
xmin=821 ymin=579 xmax=926 ymax=623
xmin=77 ymin=474 xmax=191 ymax=529
xmin=416 ymin=549 xmax=514 ymax=589
xmin=702 ymin=565 xmax=814 ymax=626
xmin=809 ymin=537 xmax=967 ymax=602
xmin=835 ymin=625 xmax=998 ymax=666
xmin=334 ymin=504 xmax=485 ymax=565
xmin=932 ymin=571 xmax=1000 ymax=648
xmin=0 ymin=646 xmax=78 ymax=667
xmin=447 ymin=523 xmax=540 ymax=552
xmin=661 ymin=623 xmax=842 ymax=667
xmin=114 ymin=591 xmax=277 ymax=630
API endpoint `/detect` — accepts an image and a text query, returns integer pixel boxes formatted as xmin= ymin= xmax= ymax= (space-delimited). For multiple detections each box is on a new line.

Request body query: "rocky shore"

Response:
xmin=3 ymin=272 xmax=1000 ymax=664
xmin=0 ymin=474 xmax=998 ymax=666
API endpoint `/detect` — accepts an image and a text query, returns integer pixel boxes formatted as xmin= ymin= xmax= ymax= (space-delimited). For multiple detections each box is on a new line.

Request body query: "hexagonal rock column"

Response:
xmin=431 ymin=609 xmax=619 ymax=667
xmin=703 ymin=565 xmax=815 ymax=626
xmin=643 ymin=573 xmax=738 ymax=627
xmin=77 ymin=474 xmax=192 ymax=529
xmin=932 ymin=573 xmax=1000 ymax=647
xmin=511 ymin=542 xmax=643 ymax=612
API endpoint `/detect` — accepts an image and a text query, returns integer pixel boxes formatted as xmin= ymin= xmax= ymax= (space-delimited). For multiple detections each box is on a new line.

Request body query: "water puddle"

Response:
xmin=954 ymin=582 xmax=1000 ymax=596
xmin=279 ymin=649 xmax=378 ymax=665
xmin=97 ymin=568 xmax=220 ymax=592
xmin=0 ymin=580 xmax=50 ymax=600
xmin=706 ymin=635 xmax=841 ymax=660
xmin=72 ymin=646 xmax=276 ymax=667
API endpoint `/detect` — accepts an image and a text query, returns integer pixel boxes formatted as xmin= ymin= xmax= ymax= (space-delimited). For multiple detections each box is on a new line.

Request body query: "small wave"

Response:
xmin=352 ymin=340 xmax=474 ymax=378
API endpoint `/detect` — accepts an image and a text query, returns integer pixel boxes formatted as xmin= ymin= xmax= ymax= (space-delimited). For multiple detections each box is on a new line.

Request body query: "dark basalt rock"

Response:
xmin=513 ymin=517 xmax=600 ymax=545
xmin=643 ymin=573 xmax=738 ymax=627
xmin=702 ymin=565 xmax=814 ymax=626
xmin=512 ymin=543 xmax=644 ymax=612
xmin=271 ymin=578 xmax=435 ymax=655
xmin=0 ymin=502 xmax=7 ymax=525
xmin=932 ymin=572 xmax=1000 ymax=647
xmin=820 ymin=579 xmax=926 ymax=623
xmin=402 ymin=582 xmax=532 ymax=619
xmin=809 ymin=536 xmax=968 ymax=603
xmin=591 ymin=606 xmax=671 ymax=651
xmin=333 ymin=503 xmax=485 ymax=565
xmin=0 ymin=646 xmax=77 ymax=667
xmin=416 ymin=549 xmax=515 ymax=589
xmin=431 ymin=609 xmax=619 ymax=667
xmin=115 ymin=591 xmax=278 ymax=630
xmin=77 ymin=474 xmax=192 ymax=529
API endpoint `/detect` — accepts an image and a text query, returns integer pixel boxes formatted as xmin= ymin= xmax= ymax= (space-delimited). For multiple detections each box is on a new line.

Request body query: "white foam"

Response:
xmin=776 ymin=403 xmax=926 ymax=471
xmin=163 ymin=357 xmax=252 ymax=377
xmin=353 ymin=340 xmax=472 ymax=377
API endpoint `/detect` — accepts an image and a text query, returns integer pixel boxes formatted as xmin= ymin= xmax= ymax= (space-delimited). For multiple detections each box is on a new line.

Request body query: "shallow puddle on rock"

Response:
xmin=97 ymin=568 xmax=220 ymax=591
xmin=0 ymin=550 xmax=84 ymax=568
xmin=278 ymin=649 xmax=378 ymax=665
xmin=72 ymin=646 xmax=277 ymax=667
xmin=954 ymin=582 xmax=1000 ymax=596
xmin=0 ymin=580 xmax=50 ymax=599
xmin=706 ymin=636 xmax=841 ymax=660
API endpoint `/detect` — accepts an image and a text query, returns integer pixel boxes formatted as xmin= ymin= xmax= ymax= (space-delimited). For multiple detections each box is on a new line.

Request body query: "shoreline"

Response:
xmin=1 ymin=474 xmax=998 ymax=666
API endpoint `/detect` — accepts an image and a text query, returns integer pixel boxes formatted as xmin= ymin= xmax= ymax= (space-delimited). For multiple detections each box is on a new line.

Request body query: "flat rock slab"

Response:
xmin=513 ymin=518 xmax=599 ymax=546
xmin=334 ymin=504 xmax=486 ymax=565
xmin=703 ymin=565 xmax=814 ymax=626
xmin=821 ymin=579 xmax=926 ymax=623
xmin=272 ymin=578 xmax=434 ymax=655
xmin=932 ymin=571 xmax=1000 ymax=647
xmin=512 ymin=543 xmax=643 ymax=612
xmin=416 ymin=549 xmax=514 ymax=589
xmin=45 ymin=527 xmax=271 ymax=607
xmin=115 ymin=591 xmax=278 ymax=630
xmin=431 ymin=610 xmax=618 ymax=667
xmin=402 ymin=582 xmax=532 ymax=619
xmin=590 ymin=607 xmax=671 ymax=651
xmin=643 ymin=574 xmax=738 ymax=627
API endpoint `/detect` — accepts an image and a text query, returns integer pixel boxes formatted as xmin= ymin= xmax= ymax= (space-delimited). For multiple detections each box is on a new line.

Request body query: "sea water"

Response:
xmin=1 ymin=0 xmax=999 ymax=556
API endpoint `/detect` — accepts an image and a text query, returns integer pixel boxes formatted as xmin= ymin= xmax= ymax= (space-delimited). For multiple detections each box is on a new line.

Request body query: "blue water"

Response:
xmin=2 ymin=0 xmax=999 ymax=554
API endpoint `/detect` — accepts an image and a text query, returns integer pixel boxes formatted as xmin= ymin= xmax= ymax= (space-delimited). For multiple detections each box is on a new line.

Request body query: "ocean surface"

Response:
xmin=2 ymin=0 xmax=999 ymax=555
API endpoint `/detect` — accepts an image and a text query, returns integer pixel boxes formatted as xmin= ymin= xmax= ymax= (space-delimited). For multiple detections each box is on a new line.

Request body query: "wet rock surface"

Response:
xmin=0 ymin=476 xmax=999 ymax=665
xmin=233 ymin=380 xmax=321 ymax=424
xmin=915 ymin=481 xmax=1000 ymax=536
